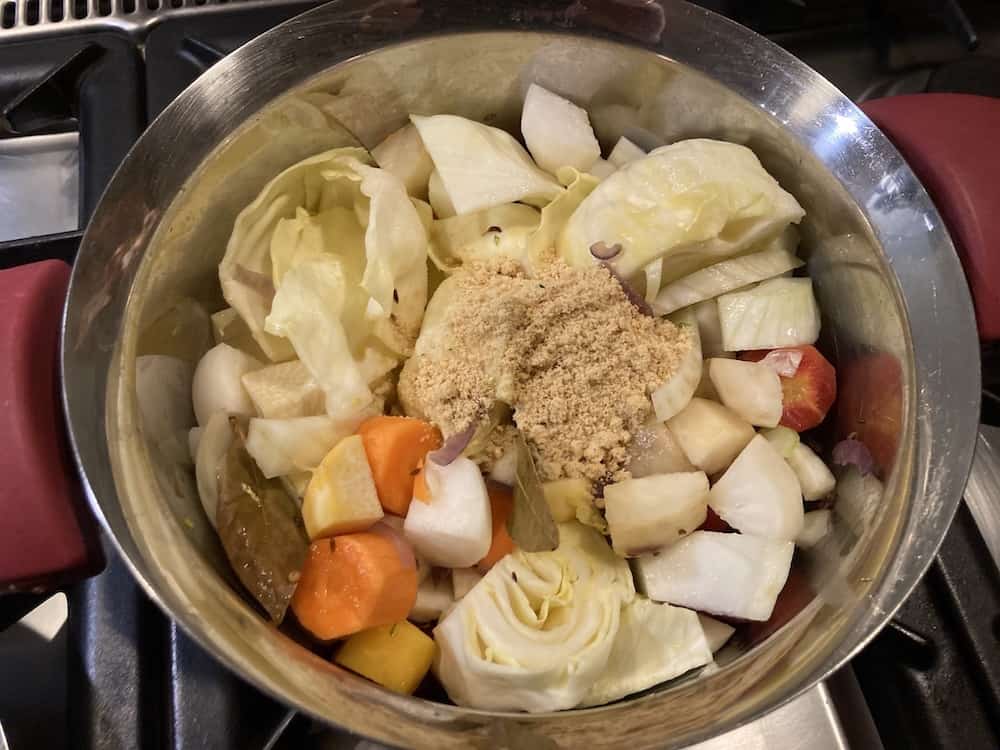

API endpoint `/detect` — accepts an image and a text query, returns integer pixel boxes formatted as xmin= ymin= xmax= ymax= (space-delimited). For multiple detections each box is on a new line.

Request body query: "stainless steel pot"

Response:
xmin=60 ymin=1 xmax=980 ymax=747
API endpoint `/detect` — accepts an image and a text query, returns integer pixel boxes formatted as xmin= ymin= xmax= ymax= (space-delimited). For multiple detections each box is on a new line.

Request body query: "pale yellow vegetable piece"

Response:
xmin=241 ymin=360 xmax=325 ymax=419
xmin=542 ymin=478 xmax=592 ymax=523
xmin=302 ymin=435 xmax=384 ymax=540
xmin=335 ymin=620 xmax=436 ymax=695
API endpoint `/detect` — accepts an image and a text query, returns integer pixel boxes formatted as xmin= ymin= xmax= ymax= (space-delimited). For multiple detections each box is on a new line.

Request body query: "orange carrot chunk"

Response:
xmin=478 ymin=481 xmax=515 ymax=570
xmin=357 ymin=416 xmax=442 ymax=516
xmin=290 ymin=532 xmax=417 ymax=641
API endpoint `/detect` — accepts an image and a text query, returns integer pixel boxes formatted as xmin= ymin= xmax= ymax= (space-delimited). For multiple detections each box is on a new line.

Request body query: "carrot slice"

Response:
xmin=478 ymin=481 xmax=515 ymax=570
xmin=357 ymin=416 xmax=442 ymax=515
xmin=290 ymin=532 xmax=418 ymax=640
xmin=412 ymin=459 xmax=431 ymax=503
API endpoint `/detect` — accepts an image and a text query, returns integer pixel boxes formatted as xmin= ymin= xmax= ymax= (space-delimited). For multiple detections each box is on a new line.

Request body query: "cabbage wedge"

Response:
xmin=558 ymin=139 xmax=804 ymax=281
xmin=433 ymin=523 xmax=635 ymax=712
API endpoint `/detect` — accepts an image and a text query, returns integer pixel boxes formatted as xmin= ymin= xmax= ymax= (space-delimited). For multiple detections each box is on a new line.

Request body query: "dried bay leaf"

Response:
xmin=216 ymin=417 xmax=308 ymax=623
xmin=508 ymin=432 xmax=559 ymax=552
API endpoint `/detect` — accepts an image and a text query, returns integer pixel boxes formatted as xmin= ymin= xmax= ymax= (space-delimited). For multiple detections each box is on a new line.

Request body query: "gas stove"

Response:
xmin=1 ymin=2 xmax=999 ymax=749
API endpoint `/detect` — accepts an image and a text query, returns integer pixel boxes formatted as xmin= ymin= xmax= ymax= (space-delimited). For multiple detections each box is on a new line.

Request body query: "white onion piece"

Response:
xmin=521 ymin=83 xmax=601 ymax=175
xmin=652 ymin=243 xmax=803 ymax=315
xmin=796 ymin=509 xmax=832 ymax=549
xmin=786 ymin=443 xmax=837 ymax=501
xmin=194 ymin=412 xmax=233 ymax=528
xmin=650 ymin=318 xmax=702 ymax=422
xmin=717 ymin=277 xmax=820 ymax=352
xmin=607 ymin=136 xmax=645 ymax=167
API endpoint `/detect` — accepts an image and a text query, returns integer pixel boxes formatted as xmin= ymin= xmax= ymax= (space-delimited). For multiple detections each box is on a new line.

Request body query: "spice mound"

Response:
xmin=398 ymin=259 xmax=693 ymax=482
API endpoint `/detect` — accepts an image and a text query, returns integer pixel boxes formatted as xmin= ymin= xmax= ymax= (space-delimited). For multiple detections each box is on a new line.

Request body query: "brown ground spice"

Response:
xmin=399 ymin=259 xmax=692 ymax=482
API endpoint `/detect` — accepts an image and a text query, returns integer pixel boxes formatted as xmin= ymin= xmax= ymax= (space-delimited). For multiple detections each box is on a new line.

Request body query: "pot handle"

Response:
xmin=861 ymin=93 xmax=1000 ymax=341
xmin=0 ymin=260 xmax=103 ymax=595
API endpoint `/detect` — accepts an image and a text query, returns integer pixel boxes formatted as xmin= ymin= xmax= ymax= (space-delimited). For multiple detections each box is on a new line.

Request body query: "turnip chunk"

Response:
xmin=667 ymin=397 xmax=755 ymax=475
xmin=191 ymin=343 xmax=261 ymax=426
xmin=634 ymin=531 xmax=794 ymax=621
xmin=709 ymin=435 xmax=804 ymax=541
xmin=521 ymin=83 xmax=601 ymax=174
xmin=698 ymin=613 xmax=736 ymax=653
xmin=451 ymin=568 xmax=483 ymax=600
xmin=372 ymin=123 xmax=434 ymax=199
xmin=608 ymin=136 xmax=645 ymax=167
xmin=786 ymin=443 xmax=837 ymax=501
xmin=403 ymin=457 xmax=492 ymax=568
xmin=604 ymin=472 xmax=709 ymax=556
xmin=410 ymin=572 xmax=454 ymax=623
xmin=796 ymin=509 xmax=832 ymax=549
xmin=708 ymin=358 xmax=783 ymax=428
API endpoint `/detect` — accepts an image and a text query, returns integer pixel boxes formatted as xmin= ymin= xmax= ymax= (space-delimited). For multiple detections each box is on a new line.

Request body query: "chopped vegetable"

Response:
xmin=761 ymin=425 xmax=800 ymax=459
xmin=508 ymin=434 xmax=560 ymax=552
xmin=479 ymin=481 xmax=516 ymax=570
xmin=667 ymin=397 xmax=755 ymax=475
xmin=427 ymin=170 xmax=457 ymax=218
xmin=210 ymin=307 xmax=267 ymax=361
xmin=607 ymin=136 xmax=645 ymax=167
xmin=651 ymin=229 xmax=802 ymax=314
xmin=680 ymin=298 xmax=726 ymax=357
xmin=241 ymin=360 xmax=325 ymax=419
xmin=581 ymin=598 xmax=712 ymax=707
xmin=786 ymin=443 xmax=836 ymax=501
xmin=301 ymin=434 xmax=384 ymax=540
xmin=697 ymin=613 xmax=735 ymax=653
xmin=587 ymin=157 xmax=616 ymax=179
xmin=220 ymin=147 xmax=371 ymax=361
xmin=758 ymin=348 xmax=803 ymax=378
xmin=634 ymin=531 xmax=794 ymax=621
xmin=717 ymin=277 xmax=820 ymax=352
xmin=559 ymin=139 xmax=804 ymax=279
xmin=216 ymin=418 xmax=308 ymax=623
xmin=410 ymin=570 xmax=454 ymax=622
xmin=743 ymin=345 xmax=836 ymax=431
xmin=708 ymin=358 xmax=783 ymax=428
xmin=245 ymin=416 xmax=357 ymax=478
xmin=541 ymin=478 xmax=607 ymax=534
xmin=604 ymin=472 xmax=709 ymax=556
xmin=290 ymin=531 xmax=418 ymax=640
xmin=796 ymin=509 xmax=832 ymax=549
xmin=708 ymin=435 xmax=804 ymax=541
xmin=433 ymin=523 xmax=634 ymax=712
xmin=542 ymin=478 xmax=593 ymax=523
xmin=193 ymin=412 xmax=232 ymax=527
xmin=371 ymin=123 xmax=435 ymax=199
xmin=650 ymin=322 xmax=702 ymax=422
xmin=335 ymin=620 xmax=436 ymax=695
xmin=451 ymin=567 xmax=483 ymax=600
xmin=403 ymin=457 xmax=492 ymax=567
xmin=521 ymin=83 xmax=601 ymax=174
xmin=411 ymin=114 xmax=562 ymax=215
xmin=625 ymin=419 xmax=696 ymax=477
xmin=525 ymin=168 xmax=599 ymax=270
xmin=357 ymin=415 xmax=442 ymax=515
xmin=191 ymin=343 xmax=261 ymax=426
xmin=265 ymin=255 xmax=385 ymax=421
xmin=136 ymin=354 xmax=195 ymax=466
xmin=429 ymin=204 xmax=540 ymax=270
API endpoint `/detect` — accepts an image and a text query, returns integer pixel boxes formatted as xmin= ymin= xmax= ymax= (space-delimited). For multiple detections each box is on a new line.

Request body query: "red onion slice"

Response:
xmin=369 ymin=520 xmax=417 ymax=571
xmin=832 ymin=438 xmax=875 ymax=476
xmin=428 ymin=422 xmax=478 ymax=466
xmin=760 ymin=349 xmax=803 ymax=378
xmin=602 ymin=261 xmax=654 ymax=316
xmin=590 ymin=241 xmax=623 ymax=260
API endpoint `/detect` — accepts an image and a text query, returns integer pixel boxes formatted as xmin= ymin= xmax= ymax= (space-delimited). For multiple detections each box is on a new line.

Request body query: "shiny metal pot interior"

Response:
xmin=62 ymin=1 xmax=980 ymax=747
